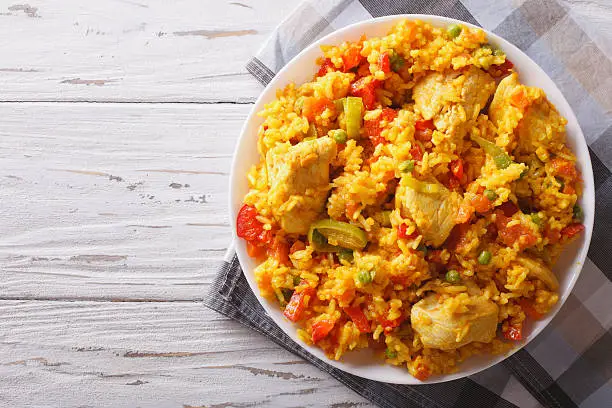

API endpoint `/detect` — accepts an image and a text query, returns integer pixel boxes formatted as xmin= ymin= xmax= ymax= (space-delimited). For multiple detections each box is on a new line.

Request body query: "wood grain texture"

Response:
xmin=0 ymin=0 xmax=297 ymax=102
xmin=0 ymin=1 xmax=371 ymax=405
xmin=0 ymin=102 xmax=237 ymax=301
xmin=0 ymin=301 xmax=368 ymax=407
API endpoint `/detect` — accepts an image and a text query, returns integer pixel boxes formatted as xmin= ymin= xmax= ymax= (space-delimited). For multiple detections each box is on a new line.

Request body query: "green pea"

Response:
xmin=530 ymin=213 xmax=543 ymax=227
xmin=447 ymin=24 xmax=462 ymax=39
xmin=477 ymin=250 xmax=492 ymax=265
xmin=399 ymin=160 xmax=415 ymax=173
xmin=357 ymin=270 xmax=373 ymax=284
xmin=494 ymin=153 xmax=513 ymax=169
xmin=330 ymin=129 xmax=348 ymax=144
xmin=445 ymin=269 xmax=461 ymax=283
xmin=385 ymin=348 xmax=398 ymax=359
xmin=573 ymin=204 xmax=584 ymax=222
xmin=338 ymin=248 xmax=354 ymax=263
xmin=484 ymin=189 xmax=497 ymax=201
xmin=481 ymin=44 xmax=493 ymax=52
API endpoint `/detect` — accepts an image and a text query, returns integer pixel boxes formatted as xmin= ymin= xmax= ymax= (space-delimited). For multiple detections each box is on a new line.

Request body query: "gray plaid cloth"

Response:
xmin=205 ymin=1 xmax=612 ymax=407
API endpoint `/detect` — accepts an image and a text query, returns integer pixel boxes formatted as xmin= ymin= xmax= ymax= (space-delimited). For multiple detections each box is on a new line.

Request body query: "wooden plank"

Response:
xmin=0 ymin=300 xmax=371 ymax=407
xmin=0 ymin=102 xmax=246 ymax=300
xmin=0 ymin=0 xmax=298 ymax=102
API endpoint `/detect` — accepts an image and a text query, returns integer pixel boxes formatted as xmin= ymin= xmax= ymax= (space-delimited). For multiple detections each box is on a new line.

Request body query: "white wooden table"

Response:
xmin=0 ymin=1 xmax=372 ymax=406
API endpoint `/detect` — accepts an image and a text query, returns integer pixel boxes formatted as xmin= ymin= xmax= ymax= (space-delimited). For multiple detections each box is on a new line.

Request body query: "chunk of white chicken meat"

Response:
xmin=411 ymin=293 xmax=499 ymax=350
xmin=413 ymin=66 xmax=495 ymax=137
xmin=515 ymin=255 xmax=559 ymax=291
xmin=265 ymin=136 xmax=337 ymax=234
xmin=395 ymin=178 xmax=462 ymax=247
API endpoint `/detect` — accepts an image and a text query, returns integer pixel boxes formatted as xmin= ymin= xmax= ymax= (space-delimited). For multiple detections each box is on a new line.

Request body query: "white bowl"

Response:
xmin=229 ymin=15 xmax=595 ymax=384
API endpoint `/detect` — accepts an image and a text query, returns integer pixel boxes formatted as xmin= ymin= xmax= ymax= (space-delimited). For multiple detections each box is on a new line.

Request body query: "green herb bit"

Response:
xmin=399 ymin=160 xmax=415 ymax=173
xmin=330 ymin=129 xmax=348 ymax=144
xmin=385 ymin=348 xmax=398 ymax=359
xmin=417 ymin=243 xmax=428 ymax=256
xmin=445 ymin=269 xmax=461 ymax=283
xmin=389 ymin=50 xmax=405 ymax=72
xmin=573 ymin=204 xmax=584 ymax=222
xmin=293 ymin=275 xmax=302 ymax=286
xmin=477 ymin=250 xmax=492 ymax=265
xmin=484 ymin=189 xmax=497 ymax=201
xmin=447 ymin=24 xmax=462 ymax=39
xmin=338 ymin=248 xmax=354 ymax=263
xmin=281 ymin=288 xmax=294 ymax=302
xmin=357 ymin=270 xmax=373 ymax=284
xmin=530 ymin=213 xmax=543 ymax=227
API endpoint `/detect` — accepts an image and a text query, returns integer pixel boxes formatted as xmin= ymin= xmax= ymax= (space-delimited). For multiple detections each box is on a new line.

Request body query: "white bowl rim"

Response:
xmin=228 ymin=14 xmax=595 ymax=385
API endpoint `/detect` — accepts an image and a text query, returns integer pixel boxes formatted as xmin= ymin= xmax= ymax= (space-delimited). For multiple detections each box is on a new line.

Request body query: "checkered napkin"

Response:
xmin=205 ymin=1 xmax=612 ymax=407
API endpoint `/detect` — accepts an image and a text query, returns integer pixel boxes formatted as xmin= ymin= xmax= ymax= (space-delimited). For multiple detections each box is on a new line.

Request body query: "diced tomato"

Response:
xmin=471 ymin=194 xmax=492 ymax=213
xmin=283 ymin=282 xmax=315 ymax=322
xmin=317 ymin=58 xmax=335 ymax=77
xmin=397 ymin=223 xmax=417 ymax=240
xmin=257 ymin=229 xmax=273 ymax=245
xmin=342 ymin=45 xmax=363 ymax=71
xmin=456 ymin=202 xmax=474 ymax=224
xmin=561 ymin=223 xmax=585 ymax=239
xmin=379 ymin=51 xmax=391 ymax=73
xmin=414 ymin=119 xmax=435 ymax=142
xmin=349 ymin=77 xmax=380 ymax=109
xmin=237 ymin=204 xmax=264 ymax=242
xmin=498 ymin=201 xmax=519 ymax=217
xmin=489 ymin=59 xmax=514 ymax=78
xmin=344 ymin=306 xmax=371 ymax=333
xmin=269 ymin=238 xmax=290 ymax=266
xmin=381 ymin=107 xmax=397 ymax=122
xmin=495 ymin=211 xmax=537 ymax=249
xmin=550 ymin=158 xmax=578 ymax=181
xmin=562 ymin=184 xmax=576 ymax=195
xmin=410 ymin=144 xmax=424 ymax=161
xmin=503 ymin=324 xmax=522 ymax=341
xmin=413 ymin=363 xmax=431 ymax=381
xmin=446 ymin=176 xmax=460 ymax=190
xmin=544 ymin=225 xmax=561 ymax=244
xmin=364 ymin=119 xmax=382 ymax=138
xmin=246 ymin=241 xmax=266 ymax=259
xmin=338 ymin=288 xmax=355 ymax=305
xmin=379 ymin=314 xmax=404 ymax=334
xmin=311 ymin=318 xmax=336 ymax=342
xmin=450 ymin=159 xmax=464 ymax=180
xmin=427 ymin=249 xmax=446 ymax=264
xmin=518 ymin=299 xmax=543 ymax=320
xmin=302 ymin=97 xmax=335 ymax=122
xmin=290 ymin=240 xmax=306 ymax=254
xmin=415 ymin=119 xmax=434 ymax=131
xmin=355 ymin=63 xmax=370 ymax=79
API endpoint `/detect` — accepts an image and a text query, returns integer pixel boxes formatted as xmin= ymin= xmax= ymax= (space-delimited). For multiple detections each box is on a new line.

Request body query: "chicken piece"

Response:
xmin=266 ymin=136 xmax=337 ymax=234
xmin=413 ymin=67 xmax=495 ymax=136
xmin=411 ymin=293 xmax=499 ymax=350
xmin=515 ymin=255 xmax=559 ymax=291
xmin=395 ymin=177 xmax=462 ymax=247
